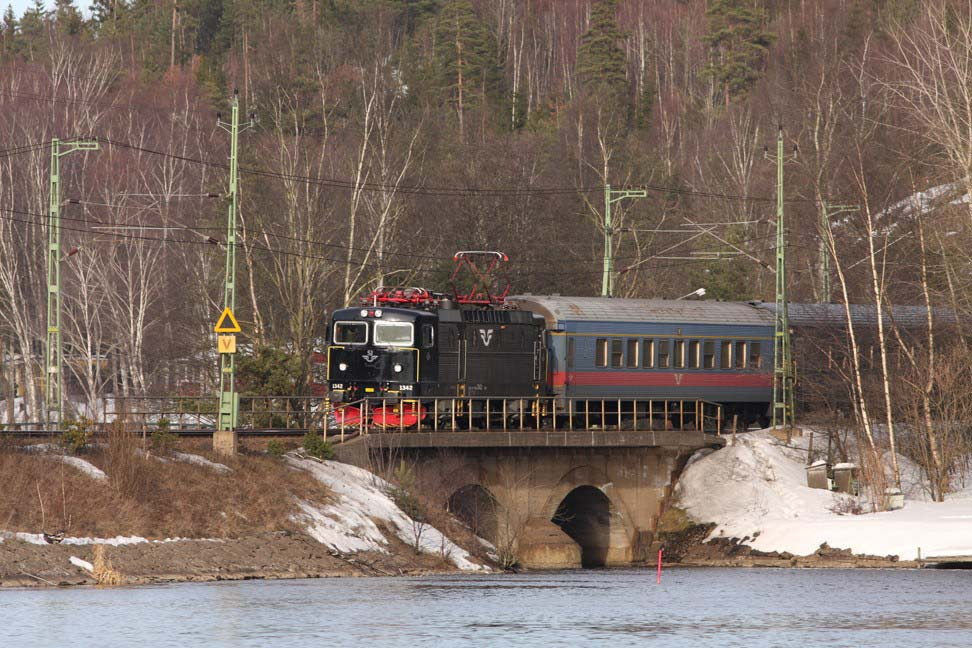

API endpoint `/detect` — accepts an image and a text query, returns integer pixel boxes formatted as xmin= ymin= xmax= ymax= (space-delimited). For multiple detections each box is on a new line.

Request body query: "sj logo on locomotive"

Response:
xmin=361 ymin=350 xmax=379 ymax=363
xmin=478 ymin=328 xmax=494 ymax=347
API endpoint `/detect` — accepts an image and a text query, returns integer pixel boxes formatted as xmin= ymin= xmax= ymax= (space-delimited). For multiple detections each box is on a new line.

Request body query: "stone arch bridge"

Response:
xmin=336 ymin=429 xmax=723 ymax=569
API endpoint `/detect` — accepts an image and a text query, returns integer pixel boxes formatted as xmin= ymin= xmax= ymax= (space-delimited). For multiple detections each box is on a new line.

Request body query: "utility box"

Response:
xmin=806 ymin=460 xmax=829 ymax=490
xmin=884 ymin=488 xmax=904 ymax=510
xmin=833 ymin=462 xmax=858 ymax=495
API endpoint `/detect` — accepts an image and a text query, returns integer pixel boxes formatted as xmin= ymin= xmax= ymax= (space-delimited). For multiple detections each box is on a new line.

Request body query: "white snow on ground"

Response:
xmin=288 ymin=456 xmax=488 ymax=571
xmin=675 ymin=430 xmax=972 ymax=561
xmin=0 ymin=531 xmax=223 ymax=545
xmin=170 ymin=451 xmax=232 ymax=474
xmin=69 ymin=556 xmax=94 ymax=573
xmin=52 ymin=455 xmax=108 ymax=481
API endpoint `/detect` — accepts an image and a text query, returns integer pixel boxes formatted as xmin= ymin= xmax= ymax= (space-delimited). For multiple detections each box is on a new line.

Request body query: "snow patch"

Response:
xmin=171 ymin=451 xmax=232 ymax=474
xmin=288 ymin=457 xmax=488 ymax=571
xmin=69 ymin=556 xmax=94 ymax=573
xmin=53 ymin=455 xmax=108 ymax=481
xmin=676 ymin=430 xmax=972 ymax=560
xmin=1 ymin=532 xmax=146 ymax=546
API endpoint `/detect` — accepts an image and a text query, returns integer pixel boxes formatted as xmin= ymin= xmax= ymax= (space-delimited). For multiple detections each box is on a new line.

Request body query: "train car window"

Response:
xmin=334 ymin=321 xmax=367 ymax=345
xmin=658 ymin=340 xmax=670 ymax=368
xmin=735 ymin=341 xmax=747 ymax=368
xmin=688 ymin=340 xmax=700 ymax=368
xmin=422 ymin=324 xmax=435 ymax=349
xmin=720 ymin=341 xmax=731 ymax=368
xmin=750 ymin=342 xmax=762 ymax=369
xmin=674 ymin=340 xmax=685 ymax=368
xmin=596 ymin=339 xmax=608 ymax=367
xmin=626 ymin=339 xmax=639 ymax=367
xmin=374 ymin=321 xmax=414 ymax=347
xmin=567 ymin=337 xmax=575 ymax=369
xmin=611 ymin=339 xmax=624 ymax=368
xmin=703 ymin=340 xmax=715 ymax=369
xmin=643 ymin=339 xmax=655 ymax=368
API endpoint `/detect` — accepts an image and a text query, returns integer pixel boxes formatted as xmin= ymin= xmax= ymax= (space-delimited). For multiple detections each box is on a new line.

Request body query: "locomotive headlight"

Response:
xmin=374 ymin=309 xmax=382 ymax=317
xmin=393 ymin=363 xmax=403 ymax=373
xmin=360 ymin=309 xmax=368 ymax=317
xmin=339 ymin=362 xmax=348 ymax=371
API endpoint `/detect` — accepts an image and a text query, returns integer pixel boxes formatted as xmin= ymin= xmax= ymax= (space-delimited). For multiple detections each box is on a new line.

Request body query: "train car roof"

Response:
xmin=508 ymin=295 xmax=775 ymax=327
xmin=754 ymin=302 xmax=958 ymax=328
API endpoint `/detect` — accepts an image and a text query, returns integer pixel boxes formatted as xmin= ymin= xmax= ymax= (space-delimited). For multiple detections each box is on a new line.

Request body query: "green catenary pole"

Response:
xmin=217 ymin=93 xmax=242 ymax=433
xmin=45 ymin=138 xmax=99 ymax=432
xmin=820 ymin=200 xmax=831 ymax=303
xmin=771 ymin=126 xmax=794 ymax=431
xmin=601 ymin=186 xmax=647 ymax=298
xmin=602 ymin=184 xmax=612 ymax=297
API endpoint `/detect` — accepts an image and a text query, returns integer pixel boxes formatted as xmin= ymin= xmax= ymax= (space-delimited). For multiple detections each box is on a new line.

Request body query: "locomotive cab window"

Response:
xmin=703 ymin=340 xmax=715 ymax=369
xmin=374 ymin=321 xmax=414 ymax=347
xmin=596 ymin=339 xmax=608 ymax=367
xmin=626 ymin=339 xmax=639 ymax=368
xmin=334 ymin=321 xmax=367 ymax=345
xmin=422 ymin=324 xmax=435 ymax=349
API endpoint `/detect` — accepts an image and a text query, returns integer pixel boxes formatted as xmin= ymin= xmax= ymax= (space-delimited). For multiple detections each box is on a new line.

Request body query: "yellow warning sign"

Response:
xmin=218 ymin=335 xmax=237 ymax=354
xmin=214 ymin=307 xmax=241 ymax=333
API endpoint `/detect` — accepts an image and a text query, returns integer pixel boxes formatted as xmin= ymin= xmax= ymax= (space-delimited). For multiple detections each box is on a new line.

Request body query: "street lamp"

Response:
xmin=676 ymin=288 xmax=706 ymax=300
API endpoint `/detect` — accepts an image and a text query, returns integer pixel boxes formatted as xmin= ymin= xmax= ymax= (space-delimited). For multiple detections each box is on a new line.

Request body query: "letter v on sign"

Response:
xmin=214 ymin=307 xmax=241 ymax=333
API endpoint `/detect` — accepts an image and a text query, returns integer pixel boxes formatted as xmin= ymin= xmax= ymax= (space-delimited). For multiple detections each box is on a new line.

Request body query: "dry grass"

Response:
xmin=92 ymin=544 xmax=123 ymax=585
xmin=0 ymin=438 xmax=329 ymax=539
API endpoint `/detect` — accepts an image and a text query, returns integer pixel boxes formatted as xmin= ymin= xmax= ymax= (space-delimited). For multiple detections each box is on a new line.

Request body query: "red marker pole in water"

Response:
xmin=657 ymin=549 xmax=663 ymax=584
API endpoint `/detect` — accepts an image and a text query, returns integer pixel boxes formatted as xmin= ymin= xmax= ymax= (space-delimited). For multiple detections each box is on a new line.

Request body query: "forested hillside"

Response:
xmin=0 ymin=0 xmax=968 ymax=425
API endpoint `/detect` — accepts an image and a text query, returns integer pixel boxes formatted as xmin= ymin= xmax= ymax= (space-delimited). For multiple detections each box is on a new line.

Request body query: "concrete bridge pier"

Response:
xmin=340 ymin=430 xmax=721 ymax=570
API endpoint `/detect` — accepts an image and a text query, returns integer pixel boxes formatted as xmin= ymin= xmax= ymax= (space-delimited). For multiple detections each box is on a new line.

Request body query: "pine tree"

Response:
xmin=433 ymin=0 xmax=500 ymax=138
xmin=18 ymin=0 xmax=48 ymax=59
xmin=1 ymin=5 xmax=17 ymax=57
xmin=54 ymin=0 xmax=85 ymax=37
xmin=703 ymin=0 xmax=775 ymax=105
xmin=576 ymin=0 xmax=628 ymax=104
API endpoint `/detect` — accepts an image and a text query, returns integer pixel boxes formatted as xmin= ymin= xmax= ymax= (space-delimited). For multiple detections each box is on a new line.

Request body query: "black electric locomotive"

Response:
xmin=327 ymin=300 xmax=545 ymax=403
xmin=326 ymin=255 xmax=547 ymax=425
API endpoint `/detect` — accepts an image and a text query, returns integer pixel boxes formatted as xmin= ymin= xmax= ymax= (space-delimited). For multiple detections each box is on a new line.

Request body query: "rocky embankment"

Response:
xmin=1 ymin=531 xmax=460 ymax=588
xmin=0 ymin=442 xmax=491 ymax=587
xmin=655 ymin=521 xmax=917 ymax=569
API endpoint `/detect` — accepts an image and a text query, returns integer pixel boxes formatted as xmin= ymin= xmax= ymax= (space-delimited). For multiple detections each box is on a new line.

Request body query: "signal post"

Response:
xmin=212 ymin=91 xmax=253 ymax=456
xmin=213 ymin=307 xmax=241 ymax=455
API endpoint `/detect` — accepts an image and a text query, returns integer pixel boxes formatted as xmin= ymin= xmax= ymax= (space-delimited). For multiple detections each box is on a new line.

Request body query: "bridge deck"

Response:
xmin=345 ymin=429 xmax=725 ymax=449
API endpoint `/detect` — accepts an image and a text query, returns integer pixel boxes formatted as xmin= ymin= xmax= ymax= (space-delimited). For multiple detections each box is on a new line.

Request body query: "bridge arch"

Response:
xmin=552 ymin=485 xmax=613 ymax=567
xmin=447 ymin=484 xmax=499 ymax=544
xmin=538 ymin=464 xmax=638 ymax=568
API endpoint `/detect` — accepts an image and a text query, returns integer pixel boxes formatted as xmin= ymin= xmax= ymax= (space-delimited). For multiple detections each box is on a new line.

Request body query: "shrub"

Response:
xmin=388 ymin=484 xmax=426 ymax=522
xmin=266 ymin=440 xmax=286 ymax=457
xmin=302 ymin=431 xmax=334 ymax=460
xmin=60 ymin=417 xmax=94 ymax=454
xmin=150 ymin=417 xmax=177 ymax=453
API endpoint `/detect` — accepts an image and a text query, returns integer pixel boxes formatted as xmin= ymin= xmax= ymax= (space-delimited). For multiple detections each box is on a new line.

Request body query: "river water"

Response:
xmin=3 ymin=568 xmax=971 ymax=647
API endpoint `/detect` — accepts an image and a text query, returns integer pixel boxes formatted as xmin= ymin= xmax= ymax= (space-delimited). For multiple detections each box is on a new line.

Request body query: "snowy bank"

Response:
xmin=170 ymin=451 xmax=232 ymax=474
xmin=0 ymin=531 xmax=225 ymax=546
xmin=288 ymin=456 xmax=488 ymax=572
xmin=52 ymin=456 xmax=108 ymax=481
xmin=675 ymin=430 xmax=972 ymax=561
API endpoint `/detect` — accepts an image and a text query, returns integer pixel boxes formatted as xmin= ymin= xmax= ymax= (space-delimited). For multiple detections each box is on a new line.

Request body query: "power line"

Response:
xmin=0 ymin=141 xmax=51 ymax=157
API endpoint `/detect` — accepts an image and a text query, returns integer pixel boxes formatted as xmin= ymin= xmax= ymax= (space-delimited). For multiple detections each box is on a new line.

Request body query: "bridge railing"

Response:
xmin=328 ymin=396 xmax=724 ymax=440
xmin=0 ymin=396 xmax=724 ymax=440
